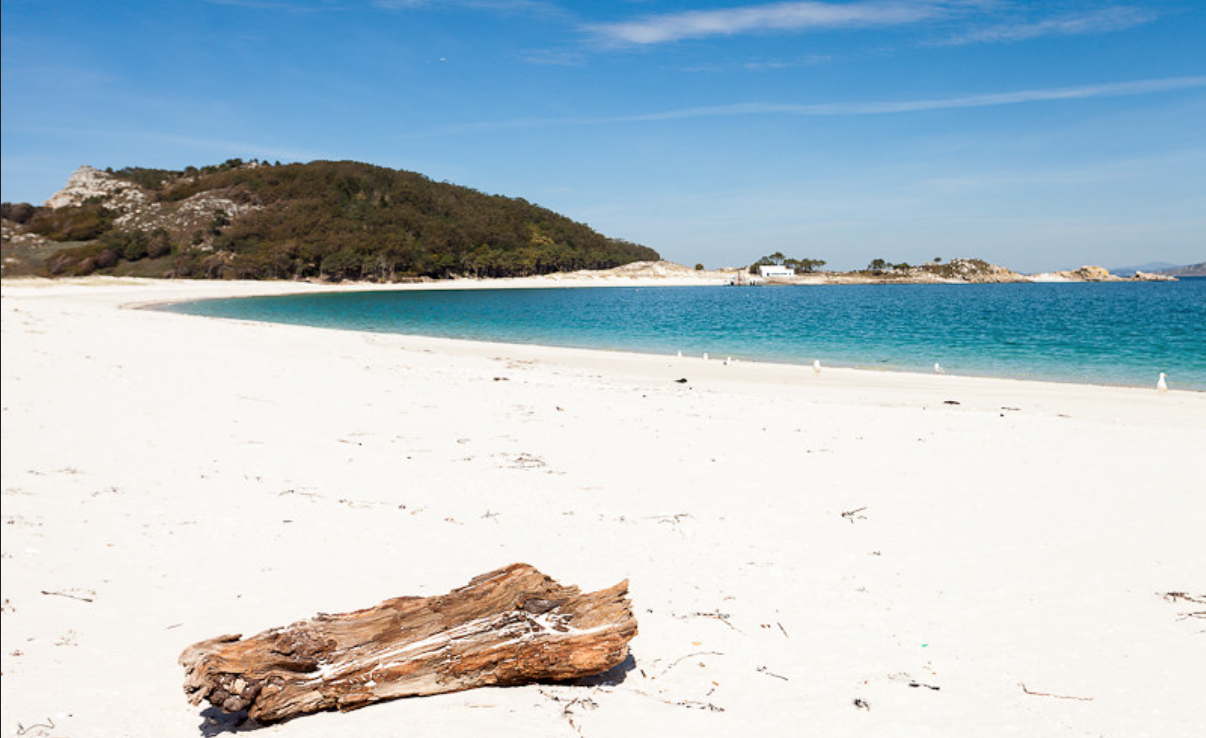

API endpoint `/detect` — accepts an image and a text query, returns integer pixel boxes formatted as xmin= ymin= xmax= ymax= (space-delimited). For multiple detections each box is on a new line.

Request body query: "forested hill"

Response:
xmin=1 ymin=159 xmax=659 ymax=280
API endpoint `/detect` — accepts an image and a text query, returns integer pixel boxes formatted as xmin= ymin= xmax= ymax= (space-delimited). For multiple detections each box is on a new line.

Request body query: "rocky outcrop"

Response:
xmin=44 ymin=166 xmax=150 ymax=211
xmin=40 ymin=165 xmax=260 ymax=249
xmin=934 ymin=258 xmax=1025 ymax=283
xmin=114 ymin=192 xmax=260 ymax=241
xmin=1052 ymin=265 xmax=1122 ymax=282
xmin=1 ymin=220 xmax=51 ymax=248
xmin=1132 ymin=271 xmax=1177 ymax=282
xmin=1031 ymin=265 xmax=1175 ymax=282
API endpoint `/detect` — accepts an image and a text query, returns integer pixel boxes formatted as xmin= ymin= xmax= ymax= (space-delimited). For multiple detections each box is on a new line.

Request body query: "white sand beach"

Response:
xmin=2 ymin=276 xmax=1203 ymax=738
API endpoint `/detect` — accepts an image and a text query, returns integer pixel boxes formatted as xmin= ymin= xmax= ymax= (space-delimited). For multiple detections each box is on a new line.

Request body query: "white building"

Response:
xmin=758 ymin=265 xmax=795 ymax=278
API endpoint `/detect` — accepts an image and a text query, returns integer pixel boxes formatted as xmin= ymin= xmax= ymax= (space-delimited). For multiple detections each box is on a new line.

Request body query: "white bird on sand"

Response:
xmin=934 ymin=362 xmax=946 ymax=374
xmin=1157 ymin=372 xmax=1168 ymax=393
xmin=703 ymin=353 xmax=709 ymax=361
xmin=813 ymin=359 xmax=822 ymax=375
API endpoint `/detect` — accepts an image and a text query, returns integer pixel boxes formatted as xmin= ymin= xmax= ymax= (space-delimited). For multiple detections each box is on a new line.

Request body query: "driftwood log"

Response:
xmin=179 ymin=563 xmax=637 ymax=723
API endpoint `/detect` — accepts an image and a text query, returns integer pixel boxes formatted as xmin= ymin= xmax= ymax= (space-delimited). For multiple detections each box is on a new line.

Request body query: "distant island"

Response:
xmin=0 ymin=160 xmax=658 ymax=280
xmin=732 ymin=256 xmax=1181 ymax=284
xmin=1149 ymin=262 xmax=1206 ymax=278
xmin=553 ymin=258 xmax=1180 ymax=285
xmin=1109 ymin=260 xmax=1206 ymax=278
xmin=1 ymin=159 xmax=1198 ymax=284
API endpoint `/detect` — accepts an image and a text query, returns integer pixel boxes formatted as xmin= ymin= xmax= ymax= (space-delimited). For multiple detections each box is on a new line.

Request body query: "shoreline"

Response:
xmin=8 ymin=274 xmax=1196 ymax=393
xmin=113 ymin=274 xmax=1200 ymax=394
xmin=3 ymin=277 xmax=1205 ymax=737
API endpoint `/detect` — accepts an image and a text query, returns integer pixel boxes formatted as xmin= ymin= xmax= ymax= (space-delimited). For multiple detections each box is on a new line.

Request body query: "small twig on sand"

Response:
xmin=841 ymin=507 xmax=867 ymax=523
xmin=673 ymin=610 xmax=739 ymax=631
xmin=543 ymin=691 xmax=597 ymax=736
xmin=1161 ymin=591 xmax=1206 ymax=605
xmin=631 ymin=689 xmax=725 ymax=712
xmin=756 ymin=665 xmax=789 ymax=681
xmin=645 ymin=513 xmax=692 ymax=525
xmin=1019 ymin=683 xmax=1094 ymax=701
xmin=675 ymin=700 xmax=725 ymax=712
xmin=41 ymin=589 xmax=93 ymax=603
xmin=655 ymin=650 xmax=724 ymax=679
xmin=1159 ymin=592 xmax=1206 ymax=623
xmin=16 ymin=718 xmax=55 ymax=736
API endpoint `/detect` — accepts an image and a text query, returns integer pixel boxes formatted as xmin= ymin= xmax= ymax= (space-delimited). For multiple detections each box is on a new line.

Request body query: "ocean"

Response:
xmin=164 ymin=278 xmax=1206 ymax=391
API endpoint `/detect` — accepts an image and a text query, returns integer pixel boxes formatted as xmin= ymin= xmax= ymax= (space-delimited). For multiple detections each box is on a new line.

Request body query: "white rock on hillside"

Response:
xmin=41 ymin=165 xmax=262 ymax=242
xmin=44 ymin=166 xmax=149 ymax=211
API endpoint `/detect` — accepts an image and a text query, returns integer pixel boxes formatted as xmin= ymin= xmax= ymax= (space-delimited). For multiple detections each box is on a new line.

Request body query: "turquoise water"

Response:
xmin=165 ymin=278 xmax=1206 ymax=390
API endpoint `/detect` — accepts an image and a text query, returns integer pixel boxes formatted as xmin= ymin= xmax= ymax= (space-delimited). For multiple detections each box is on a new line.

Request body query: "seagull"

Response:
xmin=813 ymin=359 xmax=822 ymax=375
xmin=1157 ymin=372 xmax=1168 ymax=393
xmin=934 ymin=363 xmax=946 ymax=375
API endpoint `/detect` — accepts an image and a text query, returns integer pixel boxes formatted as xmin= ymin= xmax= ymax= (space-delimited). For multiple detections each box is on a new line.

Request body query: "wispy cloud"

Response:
xmin=584 ymin=0 xmax=947 ymax=46
xmin=204 ymin=0 xmax=561 ymax=12
xmin=680 ymin=54 xmax=836 ymax=73
xmin=374 ymin=0 xmax=564 ymax=14
xmin=200 ymin=0 xmax=345 ymax=11
xmin=943 ymin=5 xmax=1158 ymax=45
xmin=431 ymin=76 xmax=1206 ymax=133
xmin=689 ymin=76 xmax=1206 ymax=117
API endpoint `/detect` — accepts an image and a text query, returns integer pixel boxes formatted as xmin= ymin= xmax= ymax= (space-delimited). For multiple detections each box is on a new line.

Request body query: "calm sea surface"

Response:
xmin=165 ymin=278 xmax=1206 ymax=391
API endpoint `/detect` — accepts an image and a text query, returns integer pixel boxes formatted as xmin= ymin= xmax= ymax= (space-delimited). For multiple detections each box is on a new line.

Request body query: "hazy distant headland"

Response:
xmin=1143 ymin=262 xmax=1206 ymax=278
xmin=1 ymin=159 xmax=1198 ymax=284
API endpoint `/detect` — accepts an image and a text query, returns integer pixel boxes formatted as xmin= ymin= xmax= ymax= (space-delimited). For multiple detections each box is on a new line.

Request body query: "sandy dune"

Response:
xmin=2 ymin=277 xmax=1203 ymax=737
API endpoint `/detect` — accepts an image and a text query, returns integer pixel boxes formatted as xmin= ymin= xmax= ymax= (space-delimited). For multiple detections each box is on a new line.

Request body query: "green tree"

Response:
xmin=28 ymin=203 xmax=116 ymax=241
xmin=146 ymin=228 xmax=173 ymax=258
xmin=320 ymin=249 xmax=363 ymax=281
xmin=210 ymin=209 xmax=230 ymax=235
xmin=1 ymin=202 xmax=37 ymax=224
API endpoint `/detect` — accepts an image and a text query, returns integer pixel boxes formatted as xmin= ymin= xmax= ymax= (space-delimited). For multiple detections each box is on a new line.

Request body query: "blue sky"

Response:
xmin=2 ymin=0 xmax=1203 ymax=272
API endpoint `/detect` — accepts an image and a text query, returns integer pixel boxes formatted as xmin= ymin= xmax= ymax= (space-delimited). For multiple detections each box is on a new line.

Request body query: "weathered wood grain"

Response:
xmin=179 ymin=563 xmax=637 ymax=723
